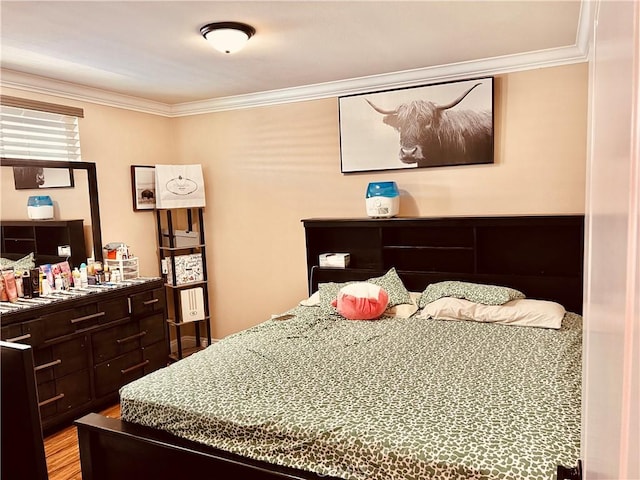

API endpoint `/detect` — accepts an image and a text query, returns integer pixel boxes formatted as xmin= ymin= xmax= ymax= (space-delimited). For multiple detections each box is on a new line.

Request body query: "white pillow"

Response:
xmin=299 ymin=290 xmax=320 ymax=306
xmin=384 ymin=291 xmax=420 ymax=318
xmin=418 ymin=297 xmax=565 ymax=329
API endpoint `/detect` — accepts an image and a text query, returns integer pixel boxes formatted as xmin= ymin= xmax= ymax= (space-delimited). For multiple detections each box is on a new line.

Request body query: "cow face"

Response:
xmin=35 ymin=168 xmax=45 ymax=185
xmin=380 ymin=100 xmax=441 ymax=164
xmin=366 ymin=83 xmax=482 ymax=165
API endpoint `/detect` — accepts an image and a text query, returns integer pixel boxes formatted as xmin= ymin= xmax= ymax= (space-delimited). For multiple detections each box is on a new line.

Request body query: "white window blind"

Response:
xmin=0 ymin=96 xmax=83 ymax=161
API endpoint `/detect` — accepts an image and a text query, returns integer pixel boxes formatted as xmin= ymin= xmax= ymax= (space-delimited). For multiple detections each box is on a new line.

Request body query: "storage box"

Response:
xmin=180 ymin=287 xmax=206 ymax=323
xmin=162 ymin=229 xmax=200 ymax=248
xmin=319 ymin=253 xmax=350 ymax=268
xmin=162 ymin=253 xmax=204 ymax=286
xmin=105 ymin=257 xmax=139 ymax=280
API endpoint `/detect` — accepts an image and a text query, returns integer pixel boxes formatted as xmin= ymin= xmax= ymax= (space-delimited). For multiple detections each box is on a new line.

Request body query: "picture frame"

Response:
xmin=13 ymin=166 xmax=74 ymax=189
xmin=131 ymin=165 xmax=156 ymax=211
xmin=339 ymin=77 xmax=494 ymax=173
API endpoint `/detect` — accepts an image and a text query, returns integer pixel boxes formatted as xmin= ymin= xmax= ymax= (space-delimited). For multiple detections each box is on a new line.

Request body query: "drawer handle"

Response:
xmin=121 ymin=360 xmax=149 ymax=375
xmin=34 ymin=359 xmax=62 ymax=371
xmin=70 ymin=311 xmax=106 ymax=325
xmin=5 ymin=333 xmax=32 ymax=343
xmin=142 ymin=298 xmax=160 ymax=306
xmin=39 ymin=393 xmax=64 ymax=407
xmin=116 ymin=331 xmax=147 ymax=344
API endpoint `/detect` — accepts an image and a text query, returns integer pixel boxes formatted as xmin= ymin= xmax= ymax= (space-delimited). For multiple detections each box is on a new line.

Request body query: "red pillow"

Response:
xmin=331 ymin=282 xmax=389 ymax=320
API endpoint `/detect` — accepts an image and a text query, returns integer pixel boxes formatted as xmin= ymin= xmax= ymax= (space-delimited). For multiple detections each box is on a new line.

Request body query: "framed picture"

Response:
xmin=339 ymin=77 xmax=494 ymax=173
xmin=13 ymin=166 xmax=74 ymax=189
xmin=131 ymin=165 xmax=156 ymax=211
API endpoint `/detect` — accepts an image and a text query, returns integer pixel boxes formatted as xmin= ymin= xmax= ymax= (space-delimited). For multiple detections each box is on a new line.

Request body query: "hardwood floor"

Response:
xmin=44 ymin=404 xmax=120 ymax=480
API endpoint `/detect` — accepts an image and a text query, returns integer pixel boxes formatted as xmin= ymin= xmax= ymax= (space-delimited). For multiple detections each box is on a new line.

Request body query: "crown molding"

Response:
xmin=171 ymin=44 xmax=589 ymax=116
xmin=1 ymin=1 xmax=593 ymax=118
xmin=0 ymin=69 xmax=173 ymax=116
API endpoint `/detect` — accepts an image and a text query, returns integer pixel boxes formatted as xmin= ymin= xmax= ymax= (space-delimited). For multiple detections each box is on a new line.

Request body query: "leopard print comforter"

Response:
xmin=120 ymin=307 xmax=582 ymax=480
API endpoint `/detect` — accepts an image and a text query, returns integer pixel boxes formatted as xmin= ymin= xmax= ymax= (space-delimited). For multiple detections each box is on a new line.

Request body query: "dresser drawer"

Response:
xmin=94 ymin=350 xmax=147 ymax=398
xmin=91 ymin=320 xmax=141 ymax=364
xmin=143 ymin=340 xmax=169 ymax=373
xmin=97 ymin=297 xmax=131 ymax=325
xmin=34 ymin=335 xmax=89 ymax=384
xmin=38 ymin=369 xmax=91 ymax=420
xmin=130 ymin=287 xmax=165 ymax=317
xmin=0 ymin=323 xmax=30 ymax=344
xmin=24 ymin=304 xmax=100 ymax=344
xmin=139 ymin=312 xmax=166 ymax=346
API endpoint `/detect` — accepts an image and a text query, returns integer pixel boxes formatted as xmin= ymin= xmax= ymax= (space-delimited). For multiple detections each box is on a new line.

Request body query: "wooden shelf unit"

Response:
xmin=156 ymin=207 xmax=211 ymax=360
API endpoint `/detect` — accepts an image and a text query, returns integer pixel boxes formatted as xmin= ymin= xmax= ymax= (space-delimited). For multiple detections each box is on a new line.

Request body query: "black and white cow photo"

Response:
xmin=13 ymin=166 xmax=74 ymax=189
xmin=339 ymin=77 xmax=494 ymax=173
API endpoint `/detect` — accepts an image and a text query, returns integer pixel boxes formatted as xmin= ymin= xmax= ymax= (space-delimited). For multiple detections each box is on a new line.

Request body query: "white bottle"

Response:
xmin=79 ymin=263 xmax=88 ymax=288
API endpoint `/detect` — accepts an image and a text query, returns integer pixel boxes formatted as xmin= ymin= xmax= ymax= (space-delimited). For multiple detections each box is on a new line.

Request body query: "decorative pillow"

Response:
xmin=418 ymin=297 xmax=565 ymax=329
xmin=0 ymin=253 xmax=36 ymax=272
xmin=418 ymin=280 xmax=525 ymax=307
xmin=317 ymin=268 xmax=411 ymax=313
xmin=318 ymin=282 xmax=348 ymax=311
xmin=367 ymin=268 xmax=412 ymax=307
xmin=331 ymin=282 xmax=389 ymax=320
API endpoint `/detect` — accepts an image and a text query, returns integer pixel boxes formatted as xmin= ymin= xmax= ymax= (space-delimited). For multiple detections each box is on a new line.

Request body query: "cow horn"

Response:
xmin=365 ymin=99 xmax=398 ymax=115
xmin=437 ymin=83 xmax=482 ymax=111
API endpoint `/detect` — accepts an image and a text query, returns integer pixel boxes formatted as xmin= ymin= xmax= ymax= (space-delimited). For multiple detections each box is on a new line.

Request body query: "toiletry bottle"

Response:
xmin=54 ymin=274 xmax=63 ymax=291
xmin=3 ymin=271 xmax=18 ymax=303
xmin=40 ymin=273 xmax=51 ymax=296
xmin=15 ymin=274 xmax=24 ymax=297
xmin=22 ymin=271 xmax=32 ymax=298
xmin=30 ymin=268 xmax=40 ymax=297
xmin=79 ymin=263 xmax=88 ymax=288
xmin=0 ymin=275 xmax=7 ymax=302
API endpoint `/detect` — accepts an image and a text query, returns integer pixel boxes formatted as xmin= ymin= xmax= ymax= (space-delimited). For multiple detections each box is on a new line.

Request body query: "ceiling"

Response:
xmin=0 ymin=1 xmax=589 ymax=114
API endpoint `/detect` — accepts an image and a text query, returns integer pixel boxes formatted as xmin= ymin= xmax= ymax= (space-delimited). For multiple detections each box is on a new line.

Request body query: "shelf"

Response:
xmin=169 ymin=346 xmax=204 ymax=362
xmin=159 ymin=244 xmax=205 ymax=252
xmin=166 ymin=317 xmax=210 ymax=327
xmin=156 ymin=207 xmax=211 ymax=361
xmin=163 ymin=280 xmax=208 ymax=290
xmin=383 ymin=245 xmax=474 ymax=250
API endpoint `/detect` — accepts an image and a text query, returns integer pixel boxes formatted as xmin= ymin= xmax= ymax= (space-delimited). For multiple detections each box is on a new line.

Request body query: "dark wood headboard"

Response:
xmin=302 ymin=215 xmax=584 ymax=314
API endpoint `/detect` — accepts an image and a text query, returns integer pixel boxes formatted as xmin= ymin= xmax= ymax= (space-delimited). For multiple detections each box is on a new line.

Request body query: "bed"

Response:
xmin=75 ymin=215 xmax=584 ymax=480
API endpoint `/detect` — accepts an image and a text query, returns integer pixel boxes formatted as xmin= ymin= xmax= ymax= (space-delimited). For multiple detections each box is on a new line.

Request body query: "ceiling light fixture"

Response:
xmin=200 ymin=22 xmax=256 ymax=54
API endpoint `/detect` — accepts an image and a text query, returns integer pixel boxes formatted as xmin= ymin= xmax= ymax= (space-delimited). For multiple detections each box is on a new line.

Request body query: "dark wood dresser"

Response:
xmin=0 ymin=278 xmax=168 ymax=434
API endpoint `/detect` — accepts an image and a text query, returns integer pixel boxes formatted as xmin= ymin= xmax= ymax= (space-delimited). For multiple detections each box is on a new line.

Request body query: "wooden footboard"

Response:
xmin=75 ymin=413 xmax=342 ymax=480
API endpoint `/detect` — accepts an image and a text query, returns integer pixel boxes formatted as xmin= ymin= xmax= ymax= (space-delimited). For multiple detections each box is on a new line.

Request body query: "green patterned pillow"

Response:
xmin=0 ymin=252 xmax=35 ymax=273
xmin=367 ymin=268 xmax=412 ymax=307
xmin=318 ymin=282 xmax=349 ymax=312
xmin=318 ymin=268 xmax=412 ymax=312
xmin=418 ymin=280 xmax=525 ymax=307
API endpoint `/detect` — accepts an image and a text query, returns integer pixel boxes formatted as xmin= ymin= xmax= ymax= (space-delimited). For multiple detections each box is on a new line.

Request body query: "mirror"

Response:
xmin=0 ymin=158 xmax=103 ymax=263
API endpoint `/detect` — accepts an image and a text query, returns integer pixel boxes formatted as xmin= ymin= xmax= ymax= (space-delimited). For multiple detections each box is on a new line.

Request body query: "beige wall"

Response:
xmin=176 ymin=63 xmax=588 ymax=337
xmin=0 ymin=88 xmax=175 ymax=276
xmin=0 ymin=62 xmax=588 ymax=338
